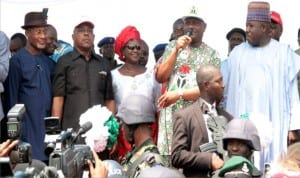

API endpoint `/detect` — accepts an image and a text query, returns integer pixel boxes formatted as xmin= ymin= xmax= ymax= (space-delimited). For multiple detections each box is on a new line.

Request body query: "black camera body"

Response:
xmin=49 ymin=144 xmax=92 ymax=177
xmin=48 ymin=122 xmax=93 ymax=177
xmin=44 ymin=117 xmax=61 ymax=157
xmin=0 ymin=104 xmax=31 ymax=177
xmin=6 ymin=104 xmax=32 ymax=165
xmin=44 ymin=116 xmax=61 ymax=134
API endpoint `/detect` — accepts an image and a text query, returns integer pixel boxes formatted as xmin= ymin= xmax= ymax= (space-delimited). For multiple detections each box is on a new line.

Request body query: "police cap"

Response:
xmin=97 ymin=37 xmax=115 ymax=48
xmin=152 ymin=43 xmax=168 ymax=53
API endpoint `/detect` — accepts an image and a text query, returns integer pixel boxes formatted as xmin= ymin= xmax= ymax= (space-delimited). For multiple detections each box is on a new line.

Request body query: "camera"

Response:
xmin=48 ymin=121 xmax=93 ymax=177
xmin=6 ymin=104 xmax=32 ymax=165
xmin=44 ymin=116 xmax=61 ymax=157
xmin=0 ymin=104 xmax=31 ymax=177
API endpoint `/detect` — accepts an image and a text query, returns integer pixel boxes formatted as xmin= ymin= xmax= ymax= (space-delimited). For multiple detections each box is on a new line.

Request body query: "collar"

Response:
xmin=199 ymin=98 xmax=215 ymax=113
xmin=71 ymin=48 xmax=101 ymax=61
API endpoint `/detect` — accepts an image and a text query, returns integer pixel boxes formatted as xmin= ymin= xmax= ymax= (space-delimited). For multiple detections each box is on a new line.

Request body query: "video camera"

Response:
xmin=44 ymin=116 xmax=61 ymax=157
xmin=47 ymin=121 xmax=93 ymax=177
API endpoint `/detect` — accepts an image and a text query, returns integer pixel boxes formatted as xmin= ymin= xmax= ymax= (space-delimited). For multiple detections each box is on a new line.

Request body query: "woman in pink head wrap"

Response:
xmin=111 ymin=26 xmax=161 ymax=161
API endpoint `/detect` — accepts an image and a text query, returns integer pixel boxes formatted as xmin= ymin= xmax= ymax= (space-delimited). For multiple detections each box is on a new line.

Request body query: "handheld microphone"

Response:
xmin=178 ymin=29 xmax=194 ymax=56
xmin=186 ymin=29 xmax=193 ymax=37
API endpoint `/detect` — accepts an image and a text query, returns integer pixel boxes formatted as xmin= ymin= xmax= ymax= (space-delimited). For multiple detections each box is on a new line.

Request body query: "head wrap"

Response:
xmin=247 ymin=1 xmax=270 ymax=22
xmin=114 ymin=25 xmax=140 ymax=61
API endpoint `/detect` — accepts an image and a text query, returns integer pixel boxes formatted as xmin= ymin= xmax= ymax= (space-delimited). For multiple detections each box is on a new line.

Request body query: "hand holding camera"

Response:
xmin=0 ymin=139 xmax=19 ymax=157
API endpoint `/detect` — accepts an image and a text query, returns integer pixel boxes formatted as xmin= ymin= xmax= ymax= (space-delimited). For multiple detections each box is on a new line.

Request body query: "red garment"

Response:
xmin=116 ymin=128 xmax=132 ymax=161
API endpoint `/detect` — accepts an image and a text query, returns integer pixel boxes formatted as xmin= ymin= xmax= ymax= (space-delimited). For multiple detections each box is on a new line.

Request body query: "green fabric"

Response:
xmin=104 ymin=115 xmax=119 ymax=147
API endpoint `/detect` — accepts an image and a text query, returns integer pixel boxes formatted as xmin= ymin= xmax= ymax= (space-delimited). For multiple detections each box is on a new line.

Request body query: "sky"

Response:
xmin=1 ymin=0 xmax=299 ymax=67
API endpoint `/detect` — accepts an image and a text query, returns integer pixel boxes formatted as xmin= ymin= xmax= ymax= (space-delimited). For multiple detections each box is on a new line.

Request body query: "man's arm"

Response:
xmin=104 ymin=70 xmax=116 ymax=114
xmin=171 ymin=111 xmax=212 ymax=170
xmin=172 ymin=110 xmax=224 ymax=172
xmin=158 ymin=87 xmax=200 ymax=108
xmin=155 ymin=48 xmax=179 ymax=83
xmin=51 ymin=96 xmax=64 ymax=119
xmin=288 ymin=50 xmax=300 ymax=145
xmin=156 ymin=35 xmax=191 ymax=83
xmin=105 ymin=99 xmax=116 ymax=114
xmin=51 ymin=57 xmax=67 ymax=120
xmin=0 ymin=31 xmax=10 ymax=83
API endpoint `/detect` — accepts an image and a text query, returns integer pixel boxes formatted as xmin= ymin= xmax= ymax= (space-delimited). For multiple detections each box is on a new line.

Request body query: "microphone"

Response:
xmin=72 ymin=121 xmax=93 ymax=143
xmin=178 ymin=29 xmax=194 ymax=55
xmin=186 ymin=28 xmax=193 ymax=37
xmin=57 ymin=130 xmax=72 ymax=142
xmin=77 ymin=121 xmax=93 ymax=135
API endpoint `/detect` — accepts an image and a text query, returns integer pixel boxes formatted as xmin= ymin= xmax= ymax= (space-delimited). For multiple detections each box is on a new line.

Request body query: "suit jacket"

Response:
xmin=171 ymin=99 xmax=232 ymax=178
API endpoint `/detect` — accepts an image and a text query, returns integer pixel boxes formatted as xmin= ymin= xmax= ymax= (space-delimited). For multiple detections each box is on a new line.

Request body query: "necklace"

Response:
xmin=123 ymin=65 xmax=136 ymax=72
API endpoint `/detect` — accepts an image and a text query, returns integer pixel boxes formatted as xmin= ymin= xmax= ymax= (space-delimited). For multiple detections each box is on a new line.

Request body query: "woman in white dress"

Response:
xmin=112 ymin=26 xmax=161 ymax=161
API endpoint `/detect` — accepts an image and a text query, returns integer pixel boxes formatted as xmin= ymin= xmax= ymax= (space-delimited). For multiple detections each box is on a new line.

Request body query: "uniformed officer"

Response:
xmin=97 ymin=36 xmax=119 ymax=70
xmin=116 ymin=95 xmax=164 ymax=178
xmin=212 ymin=118 xmax=263 ymax=178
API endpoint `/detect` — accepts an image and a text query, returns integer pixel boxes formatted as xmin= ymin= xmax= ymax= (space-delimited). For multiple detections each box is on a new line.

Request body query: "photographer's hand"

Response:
xmin=0 ymin=139 xmax=18 ymax=157
xmin=88 ymin=149 xmax=108 ymax=178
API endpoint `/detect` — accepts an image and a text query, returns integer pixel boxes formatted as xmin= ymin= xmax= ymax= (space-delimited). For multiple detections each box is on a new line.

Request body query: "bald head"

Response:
xmin=196 ymin=65 xmax=218 ymax=89
xmin=196 ymin=65 xmax=224 ymax=104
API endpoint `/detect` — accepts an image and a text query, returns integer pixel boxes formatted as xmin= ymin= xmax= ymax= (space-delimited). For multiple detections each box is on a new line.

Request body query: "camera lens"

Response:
xmin=45 ymin=142 xmax=55 ymax=157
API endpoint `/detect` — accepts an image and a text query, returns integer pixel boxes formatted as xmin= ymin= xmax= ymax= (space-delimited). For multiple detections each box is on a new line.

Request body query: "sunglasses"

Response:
xmin=125 ymin=45 xmax=141 ymax=50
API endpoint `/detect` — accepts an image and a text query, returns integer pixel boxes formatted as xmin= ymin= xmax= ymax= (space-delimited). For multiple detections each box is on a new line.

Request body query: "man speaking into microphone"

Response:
xmin=155 ymin=4 xmax=221 ymax=166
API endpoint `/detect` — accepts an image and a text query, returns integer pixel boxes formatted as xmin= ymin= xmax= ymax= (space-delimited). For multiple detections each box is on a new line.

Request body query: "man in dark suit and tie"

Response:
xmin=171 ymin=64 xmax=232 ymax=177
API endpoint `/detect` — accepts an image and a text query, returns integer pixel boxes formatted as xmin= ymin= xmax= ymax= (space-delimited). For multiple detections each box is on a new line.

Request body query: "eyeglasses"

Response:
xmin=125 ymin=45 xmax=141 ymax=50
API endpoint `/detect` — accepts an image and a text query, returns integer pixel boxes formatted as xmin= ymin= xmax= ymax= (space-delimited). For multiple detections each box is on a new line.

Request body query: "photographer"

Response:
xmin=0 ymin=139 xmax=18 ymax=157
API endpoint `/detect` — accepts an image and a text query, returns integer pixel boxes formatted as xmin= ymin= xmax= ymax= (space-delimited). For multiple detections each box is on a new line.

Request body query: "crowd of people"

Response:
xmin=1 ymin=1 xmax=300 ymax=178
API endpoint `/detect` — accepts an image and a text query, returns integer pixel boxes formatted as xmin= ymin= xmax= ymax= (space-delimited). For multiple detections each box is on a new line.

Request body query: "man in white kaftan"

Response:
xmin=225 ymin=1 xmax=300 ymax=171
